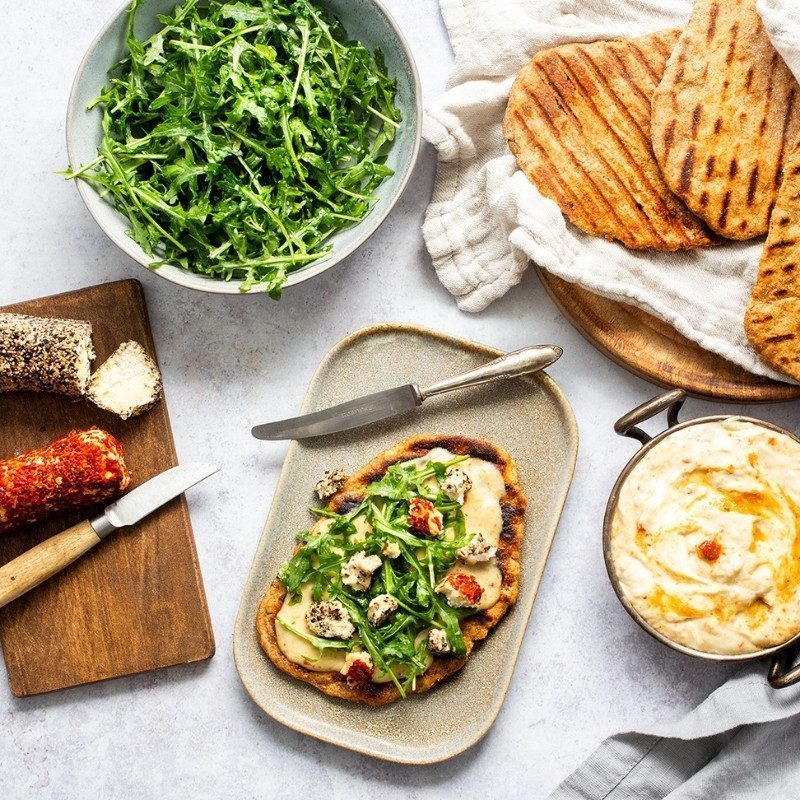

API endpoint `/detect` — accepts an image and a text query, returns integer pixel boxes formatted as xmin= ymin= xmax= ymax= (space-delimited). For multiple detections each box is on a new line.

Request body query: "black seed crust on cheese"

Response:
xmin=0 ymin=312 xmax=94 ymax=397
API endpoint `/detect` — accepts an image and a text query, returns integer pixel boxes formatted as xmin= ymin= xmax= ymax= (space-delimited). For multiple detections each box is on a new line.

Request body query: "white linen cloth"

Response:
xmin=422 ymin=0 xmax=800 ymax=382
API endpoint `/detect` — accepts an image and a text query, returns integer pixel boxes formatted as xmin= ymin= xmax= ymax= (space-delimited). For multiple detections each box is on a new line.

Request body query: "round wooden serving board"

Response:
xmin=536 ymin=268 xmax=800 ymax=403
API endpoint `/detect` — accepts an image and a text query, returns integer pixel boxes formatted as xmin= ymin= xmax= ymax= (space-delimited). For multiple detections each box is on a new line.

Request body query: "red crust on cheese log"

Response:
xmin=0 ymin=429 xmax=131 ymax=534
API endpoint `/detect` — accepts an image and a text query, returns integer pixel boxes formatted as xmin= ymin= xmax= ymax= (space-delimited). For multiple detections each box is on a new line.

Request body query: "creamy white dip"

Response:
xmin=610 ymin=418 xmax=800 ymax=655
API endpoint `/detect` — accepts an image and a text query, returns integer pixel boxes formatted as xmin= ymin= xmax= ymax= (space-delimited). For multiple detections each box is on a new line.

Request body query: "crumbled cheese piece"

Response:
xmin=340 ymin=551 xmax=382 ymax=592
xmin=305 ymin=600 xmax=354 ymax=639
xmin=340 ymin=651 xmax=374 ymax=686
xmin=427 ymin=628 xmax=451 ymax=655
xmin=435 ymin=572 xmax=484 ymax=609
xmin=367 ymin=594 xmax=398 ymax=626
xmin=441 ymin=467 xmax=472 ymax=504
xmin=315 ymin=469 xmax=348 ymax=499
xmin=458 ymin=532 xmax=497 ymax=564
xmin=382 ymin=540 xmax=401 ymax=559
xmin=408 ymin=497 xmax=444 ymax=537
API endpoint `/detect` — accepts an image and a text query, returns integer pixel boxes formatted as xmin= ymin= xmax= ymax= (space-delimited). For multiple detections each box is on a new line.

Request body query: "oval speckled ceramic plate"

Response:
xmin=233 ymin=324 xmax=578 ymax=763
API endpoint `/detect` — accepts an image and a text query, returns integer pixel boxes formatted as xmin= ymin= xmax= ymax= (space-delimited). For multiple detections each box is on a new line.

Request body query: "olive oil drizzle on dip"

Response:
xmin=611 ymin=419 xmax=800 ymax=655
xmin=275 ymin=449 xmax=505 ymax=696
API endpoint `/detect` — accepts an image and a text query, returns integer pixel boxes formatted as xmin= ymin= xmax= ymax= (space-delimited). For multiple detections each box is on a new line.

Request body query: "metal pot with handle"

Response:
xmin=603 ymin=389 xmax=800 ymax=688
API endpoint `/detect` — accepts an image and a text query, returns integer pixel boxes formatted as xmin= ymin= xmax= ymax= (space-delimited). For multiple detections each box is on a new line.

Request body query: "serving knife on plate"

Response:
xmin=0 ymin=463 xmax=219 ymax=608
xmin=252 ymin=344 xmax=563 ymax=441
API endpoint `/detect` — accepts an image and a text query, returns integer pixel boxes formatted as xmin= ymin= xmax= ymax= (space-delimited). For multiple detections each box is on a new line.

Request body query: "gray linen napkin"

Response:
xmin=550 ymin=665 xmax=800 ymax=799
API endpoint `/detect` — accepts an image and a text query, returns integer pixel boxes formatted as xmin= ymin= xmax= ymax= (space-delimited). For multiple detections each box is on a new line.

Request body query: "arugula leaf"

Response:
xmin=278 ymin=550 xmax=312 ymax=597
xmin=64 ymin=0 xmax=400 ymax=295
xmin=366 ymin=455 xmax=468 ymax=500
xmin=275 ymin=618 xmax=350 ymax=651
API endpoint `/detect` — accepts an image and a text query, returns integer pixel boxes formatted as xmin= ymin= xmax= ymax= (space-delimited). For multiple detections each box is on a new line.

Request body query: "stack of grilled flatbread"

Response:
xmin=503 ymin=0 xmax=800 ymax=382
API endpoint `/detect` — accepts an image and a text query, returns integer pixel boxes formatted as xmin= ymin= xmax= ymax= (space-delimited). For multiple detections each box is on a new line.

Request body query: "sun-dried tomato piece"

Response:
xmin=447 ymin=572 xmax=484 ymax=606
xmin=344 ymin=658 xmax=374 ymax=688
xmin=697 ymin=539 xmax=722 ymax=562
xmin=407 ymin=497 xmax=443 ymax=537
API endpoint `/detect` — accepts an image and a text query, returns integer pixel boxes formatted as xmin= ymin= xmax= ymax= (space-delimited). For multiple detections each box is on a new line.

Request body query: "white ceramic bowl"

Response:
xmin=66 ymin=0 xmax=422 ymax=294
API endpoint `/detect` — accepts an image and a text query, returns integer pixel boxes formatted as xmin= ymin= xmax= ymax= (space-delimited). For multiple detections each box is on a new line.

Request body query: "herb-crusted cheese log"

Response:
xmin=87 ymin=341 xmax=162 ymax=420
xmin=0 ymin=312 xmax=95 ymax=397
xmin=0 ymin=429 xmax=130 ymax=534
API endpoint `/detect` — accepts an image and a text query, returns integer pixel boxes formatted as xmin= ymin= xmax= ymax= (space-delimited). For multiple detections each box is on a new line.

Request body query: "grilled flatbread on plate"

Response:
xmin=651 ymin=0 xmax=800 ymax=240
xmin=257 ymin=435 xmax=525 ymax=706
xmin=503 ymin=30 xmax=715 ymax=251
xmin=745 ymin=145 xmax=800 ymax=380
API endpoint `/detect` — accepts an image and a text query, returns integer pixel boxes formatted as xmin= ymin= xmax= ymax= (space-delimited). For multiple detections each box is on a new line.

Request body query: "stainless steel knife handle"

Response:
xmin=419 ymin=345 xmax=563 ymax=400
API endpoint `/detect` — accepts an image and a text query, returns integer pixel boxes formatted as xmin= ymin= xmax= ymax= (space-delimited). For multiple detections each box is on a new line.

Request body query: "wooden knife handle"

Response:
xmin=0 ymin=520 xmax=102 ymax=608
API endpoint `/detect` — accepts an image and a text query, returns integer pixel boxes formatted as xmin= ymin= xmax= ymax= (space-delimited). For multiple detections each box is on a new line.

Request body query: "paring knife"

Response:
xmin=252 ymin=344 xmax=563 ymax=441
xmin=0 ymin=463 xmax=219 ymax=609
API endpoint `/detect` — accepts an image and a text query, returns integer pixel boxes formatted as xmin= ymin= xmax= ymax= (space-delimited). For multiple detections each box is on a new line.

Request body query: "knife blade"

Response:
xmin=0 ymin=463 xmax=219 ymax=608
xmin=94 ymin=462 xmax=220 ymax=536
xmin=252 ymin=384 xmax=421 ymax=441
xmin=252 ymin=344 xmax=562 ymax=441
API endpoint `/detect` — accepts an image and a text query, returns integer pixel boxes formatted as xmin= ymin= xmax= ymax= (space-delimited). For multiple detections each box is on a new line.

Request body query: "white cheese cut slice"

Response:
xmin=87 ymin=340 xmax=162 ymax=419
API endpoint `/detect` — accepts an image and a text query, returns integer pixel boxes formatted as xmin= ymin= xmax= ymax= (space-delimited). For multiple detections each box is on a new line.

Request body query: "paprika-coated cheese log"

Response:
xmin=0 ymin=312 xmax=95 ymax=397
xmin=0 ymin=429 xmax=130 ymax=534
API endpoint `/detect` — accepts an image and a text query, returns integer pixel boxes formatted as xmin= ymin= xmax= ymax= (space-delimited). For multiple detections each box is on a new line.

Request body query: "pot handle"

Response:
xmin=768 ymin=646 xmax=800 ymax=688
xmin=614 ymin=389 xmax=687 ymax=445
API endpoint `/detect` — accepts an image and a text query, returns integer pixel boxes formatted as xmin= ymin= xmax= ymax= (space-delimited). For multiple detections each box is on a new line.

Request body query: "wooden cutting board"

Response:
xmin=536 ymin=268 xmax=800 ymax=403
xmin=0 ymin=279 xmax=214 ymax=696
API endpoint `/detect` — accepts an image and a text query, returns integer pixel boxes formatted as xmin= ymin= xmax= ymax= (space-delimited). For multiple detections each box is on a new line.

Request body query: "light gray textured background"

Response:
xmin=1 ymin=1 xmax=797 ymax=797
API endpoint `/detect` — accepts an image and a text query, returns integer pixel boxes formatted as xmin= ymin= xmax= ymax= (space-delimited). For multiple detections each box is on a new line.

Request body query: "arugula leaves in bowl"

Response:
xmin=66 ymin=0 xmax=405 ymax=296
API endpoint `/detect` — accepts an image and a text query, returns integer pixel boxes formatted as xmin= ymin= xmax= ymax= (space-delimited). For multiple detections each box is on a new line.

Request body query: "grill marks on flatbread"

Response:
xmin=745 ymin=147 xmax=800 ymax=380
xmin=651 ymin=0 xmax=800 ymax=240
xmin=503 ymin=30 xmax=715 ymax=251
